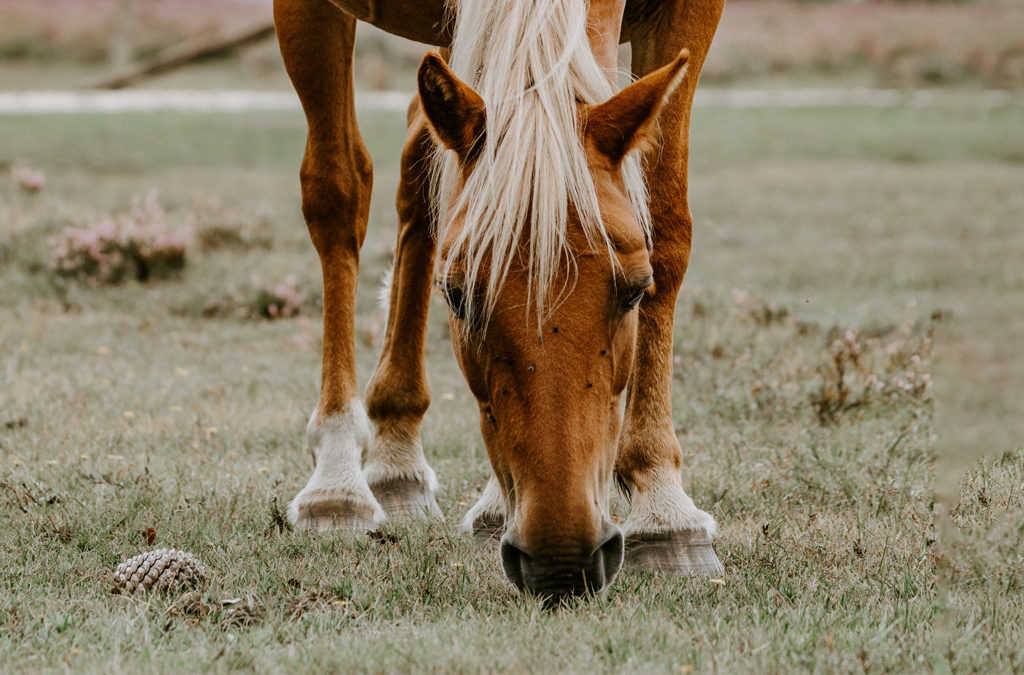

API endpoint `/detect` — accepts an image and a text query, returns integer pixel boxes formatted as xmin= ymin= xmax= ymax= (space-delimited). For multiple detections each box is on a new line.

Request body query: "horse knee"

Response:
xmin=300 ymin=150 xmax=373 ymax=255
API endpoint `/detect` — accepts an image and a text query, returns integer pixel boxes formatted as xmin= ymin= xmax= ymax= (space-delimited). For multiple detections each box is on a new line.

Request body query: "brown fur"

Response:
xmin=274 ymin=0 xmax=726 ymax=595
xmin=417 ymin=53 xmax=486 ymax=164
xmin=584 ymin=52 xmax=689 ymax=166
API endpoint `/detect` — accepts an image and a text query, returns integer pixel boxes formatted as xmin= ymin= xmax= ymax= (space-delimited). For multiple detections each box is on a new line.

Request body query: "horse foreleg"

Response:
xmin=463 ymin=474 xmax=506 ymax=544
xmin=614 ymin=0 xmax=726 ymax=574
xmin=363 ymin=101 xmax=442 ymax=521
xmin=276 ymin=0 xmax=382 ymax=531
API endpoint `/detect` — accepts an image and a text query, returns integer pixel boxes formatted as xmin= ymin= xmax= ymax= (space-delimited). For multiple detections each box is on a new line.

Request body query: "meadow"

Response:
xmin=1 ymin=100 xmax=1022 ymax=671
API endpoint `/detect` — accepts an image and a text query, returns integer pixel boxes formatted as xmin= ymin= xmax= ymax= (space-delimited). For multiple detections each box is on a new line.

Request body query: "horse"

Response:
xmin=274 ymin=0 xmax=725 ymax=599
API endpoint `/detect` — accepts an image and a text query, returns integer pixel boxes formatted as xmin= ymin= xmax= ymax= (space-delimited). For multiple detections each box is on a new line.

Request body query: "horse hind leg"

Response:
xmin=276 ymin=0 xmax=382 ymax=530
xmin=363 ymin=100 xmax=442 ymax=520
xmin=615 ymin=0 xmax=726 ymax=574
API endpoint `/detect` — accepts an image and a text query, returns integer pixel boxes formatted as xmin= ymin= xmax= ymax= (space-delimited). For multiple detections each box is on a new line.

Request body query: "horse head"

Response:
xmin=418 ymin=50 xmax=689 ymax=599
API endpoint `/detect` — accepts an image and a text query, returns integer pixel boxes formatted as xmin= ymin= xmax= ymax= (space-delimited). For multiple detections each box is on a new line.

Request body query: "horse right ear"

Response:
xmin=418 ymin=52 xmax=486 ymax=163
xmin=585 ymin=49 xmax=689 ymax=165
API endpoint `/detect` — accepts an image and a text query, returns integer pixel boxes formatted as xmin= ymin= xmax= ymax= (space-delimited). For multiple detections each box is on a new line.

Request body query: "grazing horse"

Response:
xmin=275 ymin=0 xmax=725 ymax=599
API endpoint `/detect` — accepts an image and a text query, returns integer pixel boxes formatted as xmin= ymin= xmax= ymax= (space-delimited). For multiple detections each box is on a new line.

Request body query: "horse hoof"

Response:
xmin=288 ymin=488 xmax=382 ymax=532
xmin=624 ymin=529 xmax=724 ymax=576
xmin=470 ymin=511 xmax=504 ymax=545
xmin=462 ymin=476 xmax=505 ymax=545
xmin=370 ymin=478 xmax=443 ymax=521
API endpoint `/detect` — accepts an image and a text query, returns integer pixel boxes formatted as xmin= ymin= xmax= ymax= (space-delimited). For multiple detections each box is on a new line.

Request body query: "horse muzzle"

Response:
xmin=499 ymin=520 xmax=624 ymax=600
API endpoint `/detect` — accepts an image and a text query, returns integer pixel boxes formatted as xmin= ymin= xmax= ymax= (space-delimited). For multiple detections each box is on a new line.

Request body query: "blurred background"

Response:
xmin=1 ymin=0 xmax=1024 ymax=91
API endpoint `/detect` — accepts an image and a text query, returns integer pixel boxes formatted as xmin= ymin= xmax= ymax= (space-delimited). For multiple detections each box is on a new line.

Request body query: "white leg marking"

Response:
xmin=461 ymin=474 xmax=506 ymax=534
xmin=376 ymin=262 xmax=393 ymax=315
xmin=622 ymin=468 xmax=718 ymax=538
xmin=362 ymin=428 xmax=442 ymax=520
xmin=288 ymin=400 xmax=385 ymax=530
xmin=362 ymin=430 xmax=438 ymax=491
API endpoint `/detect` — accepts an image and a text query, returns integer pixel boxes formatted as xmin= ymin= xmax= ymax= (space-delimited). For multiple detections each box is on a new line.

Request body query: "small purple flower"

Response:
xmin=12 ymin=163 xmax=45 ymax=193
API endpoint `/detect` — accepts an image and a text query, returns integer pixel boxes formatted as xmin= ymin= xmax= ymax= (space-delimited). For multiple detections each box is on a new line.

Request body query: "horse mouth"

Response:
xmin=499 ymin=525 xmax=624 ymax=600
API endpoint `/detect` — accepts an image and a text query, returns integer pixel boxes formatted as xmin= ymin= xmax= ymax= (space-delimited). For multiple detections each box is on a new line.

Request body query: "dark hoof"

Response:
xmin=370 ymin=478 xmax=442 ymax=521
xmin=470 ymin=512 xmax=505 ymax=546
xmin=289 ymin=489 xmax=381 ymax=532
xmin=624 ymin=529 xmax=724 ymax=575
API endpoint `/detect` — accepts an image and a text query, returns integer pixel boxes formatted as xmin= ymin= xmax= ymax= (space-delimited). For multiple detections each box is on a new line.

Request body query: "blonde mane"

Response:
xmin=430 ymin=0 xmax=651 ymax=324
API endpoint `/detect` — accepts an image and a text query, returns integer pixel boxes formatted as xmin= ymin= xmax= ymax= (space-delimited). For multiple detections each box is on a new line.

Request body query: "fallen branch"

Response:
xmin=89 ymin=20 xmax=275 ymax=90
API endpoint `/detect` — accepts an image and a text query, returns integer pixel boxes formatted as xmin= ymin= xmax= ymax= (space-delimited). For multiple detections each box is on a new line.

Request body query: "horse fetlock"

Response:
xmin=362 ymin=431 xmax=441 ymax=521
xmin=305 ymin=401 xmax=374 ymax=461
xmin=623 ymin=495 xmax=719 ymax=540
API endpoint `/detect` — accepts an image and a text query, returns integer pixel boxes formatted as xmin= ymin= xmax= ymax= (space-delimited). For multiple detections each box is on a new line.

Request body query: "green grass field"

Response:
xmin=1 ymin=102 xmax=1022 ymax=672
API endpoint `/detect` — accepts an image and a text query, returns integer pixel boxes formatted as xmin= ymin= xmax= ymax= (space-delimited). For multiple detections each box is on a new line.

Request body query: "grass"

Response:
xmin=1 ymin=101 xmax=1022 ymax=672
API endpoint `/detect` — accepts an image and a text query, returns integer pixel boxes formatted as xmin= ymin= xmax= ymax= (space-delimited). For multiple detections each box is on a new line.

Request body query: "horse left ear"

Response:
xmin=418 ymin=52 xmax=486 ymax=163
xmin=585 ymin=49 xmax=689 ymax=165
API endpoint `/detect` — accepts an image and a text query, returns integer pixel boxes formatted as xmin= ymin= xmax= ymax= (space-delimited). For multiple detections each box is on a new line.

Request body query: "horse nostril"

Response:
xmin=499 ymin=534 xmax=528 ymax=591
xmin=499 ymin=524 xmax=624 ymax=597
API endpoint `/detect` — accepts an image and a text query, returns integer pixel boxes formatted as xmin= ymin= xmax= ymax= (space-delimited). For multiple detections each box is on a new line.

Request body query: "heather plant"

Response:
xmin=190 ymin=194 xmax=274 ymax=252
xmin=811 ymin=306 xmax=934 ymax=424
xmin=171 ymin=274 xmax=314 ymax=320
xmin=250 ymin=274 xmax=306 ymax=319
xmin=11 ymin=161 xmax=44 ymax=193
xmin=49 ymin=190 xmax=187 ymax=283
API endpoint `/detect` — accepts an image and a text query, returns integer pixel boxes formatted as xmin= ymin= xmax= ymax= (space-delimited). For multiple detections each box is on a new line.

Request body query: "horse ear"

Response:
xmin=585 ymin=49 xmax=690 ymax=165
xmin=418 ymin=52 xmax=486 ymax=163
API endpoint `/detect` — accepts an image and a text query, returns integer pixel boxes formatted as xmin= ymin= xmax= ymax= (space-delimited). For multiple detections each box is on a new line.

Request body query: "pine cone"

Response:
xmin=112 ymin=549 xmax=208 ymax=595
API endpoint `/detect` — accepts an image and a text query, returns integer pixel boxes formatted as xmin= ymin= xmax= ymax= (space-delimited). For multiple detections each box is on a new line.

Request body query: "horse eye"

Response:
xmin=623 ymin=277 xmax=653 ymax=312
xmin=444 ymin=285 xmax=468 ymax=320
xmin=624 ymin=289 xmax=646 ymax=311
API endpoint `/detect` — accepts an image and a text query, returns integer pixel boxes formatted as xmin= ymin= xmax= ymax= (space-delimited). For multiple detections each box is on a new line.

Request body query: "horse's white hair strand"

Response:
xmin=430 ymin=0 xmax=651 ymax=327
